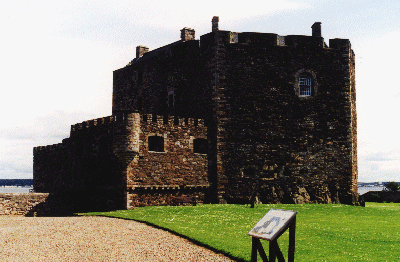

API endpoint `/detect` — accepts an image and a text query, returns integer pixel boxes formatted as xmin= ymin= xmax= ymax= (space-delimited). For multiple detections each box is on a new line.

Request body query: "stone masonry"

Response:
xmin=34 ymin=113 xmax=208 ymax=210
xmin=34 ymin=17 xmax=359 ymax=211
xmin=0 ymin=193 xmax=48 ymax=216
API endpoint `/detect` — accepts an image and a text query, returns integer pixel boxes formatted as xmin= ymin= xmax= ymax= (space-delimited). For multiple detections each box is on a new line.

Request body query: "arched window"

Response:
xmin=148 ymin=136 xmax=164 ymax=152
xmin=193 ymin=138 xmax=208 ymax=154
xmin=298 ymin=75 xmax=312 ymax=96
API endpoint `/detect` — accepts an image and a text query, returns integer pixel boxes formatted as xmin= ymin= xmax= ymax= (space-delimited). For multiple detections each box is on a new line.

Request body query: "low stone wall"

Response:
xmin=127 ymin=186 xmax=209 ymax=208
xmin=0 ymin=193 xmax=49 ymax=216
xmin=362 ymin=191 xmax=400 ymax=203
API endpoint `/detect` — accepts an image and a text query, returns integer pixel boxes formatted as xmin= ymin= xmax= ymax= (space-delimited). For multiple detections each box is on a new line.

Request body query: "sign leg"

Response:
xmin=256 ymin=239 xmax=269 ymax=262
xmin=269 ymin=241 xmax=276 ymax=262
xmin=252 ymin=237 xmax=269 ymax=262
xmin=251 ymin=237 xmax=258 ymax=262
xmin=272 ymin=241 xmax=285 ymax=262
xmin=288 ymin=217 xmax=296 ymax=262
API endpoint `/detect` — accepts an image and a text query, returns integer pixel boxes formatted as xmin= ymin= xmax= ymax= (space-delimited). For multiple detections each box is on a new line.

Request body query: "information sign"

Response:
xmin=248 ymin=208 xmax=298 ymax=262
xmin=248 ymin=208 xmax=297 ymax=241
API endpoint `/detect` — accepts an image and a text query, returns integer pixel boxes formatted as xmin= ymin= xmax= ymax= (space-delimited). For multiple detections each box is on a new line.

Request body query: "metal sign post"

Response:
xmin=248 ymin=208 xmax=297 ymax=262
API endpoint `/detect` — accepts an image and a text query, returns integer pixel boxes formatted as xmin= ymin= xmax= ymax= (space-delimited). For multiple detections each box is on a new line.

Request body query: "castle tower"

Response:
xmin=113 ymin=112 xmax=141 ymax=208
xmin=113 ymin=112 xmax=140 ymax=163
xmin=111 ymin=19 xmax=358 ymax=205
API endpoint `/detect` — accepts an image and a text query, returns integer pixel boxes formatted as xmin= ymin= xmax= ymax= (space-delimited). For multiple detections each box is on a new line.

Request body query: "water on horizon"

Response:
xmin=0 ymin=187 xmax=33 ymax=193
xmin=0 ymin=186 xmax=386 ymax=195
xmin=358 ymin=186 xmax=385 ymax=195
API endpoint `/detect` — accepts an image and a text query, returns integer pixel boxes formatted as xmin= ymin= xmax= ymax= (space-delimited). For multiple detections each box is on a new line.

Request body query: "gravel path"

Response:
xmin=0 ymin=216 xmax=234 ymax=261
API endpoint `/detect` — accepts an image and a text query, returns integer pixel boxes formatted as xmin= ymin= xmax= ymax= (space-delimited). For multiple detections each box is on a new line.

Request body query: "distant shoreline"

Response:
xmin=358 ymin=186 xmax=384 ymax=195
xmin=0 ymin=185 xmax=386 ymax=195
xmin=0 ymin=186 xmax=33 ymax=193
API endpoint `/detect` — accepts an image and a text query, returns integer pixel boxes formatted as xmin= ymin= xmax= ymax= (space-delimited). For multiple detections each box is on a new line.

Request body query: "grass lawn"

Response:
xmin=82 ymin=203 xmax=400 ymax=261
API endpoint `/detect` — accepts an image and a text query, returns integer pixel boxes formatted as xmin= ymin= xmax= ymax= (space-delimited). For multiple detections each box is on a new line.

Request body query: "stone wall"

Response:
xmin=0 ymin=193 xmax=48 ymax=216
xmin=127 ymin=186 xmax=208 ymax=207
xmin=34 ymin=112 xmax=209 ymax=210
xmin=35 ymin=20 xmax=358 ymax=207
xmin=217 ymin=32 xmax=358 ymax=204
xmin=362 ymin=191 xmax=400 ymax=203
xmin=126 ymin=114 xmax=209 ymax=208
xmin=111 ymin=23 xmax=358 ymax=205
xmin=131 ymin=114 xmax=208 ymax=186
xmin=34 ymin=116 xmax=120 ymax=194
xmin=34 ymin=115 xmax=127 ymax=210
xmin=112 ymin=32 xmax=220 ymax=202
xmin=0 ymin=192 xmax=114 ymax=216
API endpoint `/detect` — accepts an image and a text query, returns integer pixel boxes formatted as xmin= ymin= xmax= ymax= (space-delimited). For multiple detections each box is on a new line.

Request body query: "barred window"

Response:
xmin=299 ymin=76 xmax=312 ymax=96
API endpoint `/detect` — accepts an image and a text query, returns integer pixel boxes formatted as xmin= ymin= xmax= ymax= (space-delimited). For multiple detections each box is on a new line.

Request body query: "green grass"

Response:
xmin=82 ymin=203 xmax=400 ymax=261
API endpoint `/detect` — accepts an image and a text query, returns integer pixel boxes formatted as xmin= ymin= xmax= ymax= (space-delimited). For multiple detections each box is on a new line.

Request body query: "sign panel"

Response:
xmin=248 ymin=208 xmax=297 ymax=241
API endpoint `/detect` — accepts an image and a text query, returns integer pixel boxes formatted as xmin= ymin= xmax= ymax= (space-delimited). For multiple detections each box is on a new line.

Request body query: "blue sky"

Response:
xmin=1 ymin=0 xmax=400 ymax=182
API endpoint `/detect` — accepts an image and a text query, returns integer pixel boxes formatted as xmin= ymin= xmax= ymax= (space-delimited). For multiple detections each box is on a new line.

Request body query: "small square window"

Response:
xmin=193 ymin=138 xmax=208 ymax=154
xmin=148 ymin=136 xmax=164 ymax=152
xmin=243 ymin=166 xmax=257 ymax=177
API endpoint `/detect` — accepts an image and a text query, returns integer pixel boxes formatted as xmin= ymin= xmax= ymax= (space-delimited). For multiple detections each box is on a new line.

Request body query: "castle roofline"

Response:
xmin=124 ymin=18 xmax=349 ymax=67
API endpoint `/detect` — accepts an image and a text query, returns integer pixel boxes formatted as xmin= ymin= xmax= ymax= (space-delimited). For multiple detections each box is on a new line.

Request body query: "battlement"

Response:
xmin=232 ymin=32 xmax=330 ymax=49
xmin=329 ymin=38 xmax=351 ymax=50
xmin=141 ymin=114 xmax=205 ymax=127
xmin=234 ymin=27 xmax=351 ymax=50
xmin=128 ymin=184 xmax=209 ymax=190
xmin=128 ymin=38 xmax=200 ymax=66
xmin=70 ymin=116 xmax=115 ymax=135
xmin=236 ymin=32 xmax=280 ymax=46
xmin=128 ymin=21 xmax=349 ymax=70
xmin=33 ymin=143 xmax=64 ymax=154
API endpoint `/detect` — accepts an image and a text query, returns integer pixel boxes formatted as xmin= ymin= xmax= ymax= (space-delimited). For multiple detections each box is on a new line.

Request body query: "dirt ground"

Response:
xmin=0 ymin=216 xmax=234 ymax=261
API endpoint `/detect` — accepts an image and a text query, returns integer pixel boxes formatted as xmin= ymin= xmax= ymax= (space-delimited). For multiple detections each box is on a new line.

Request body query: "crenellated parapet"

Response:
xmin=140 ymin=114 xmax=205 ymax=127
xmin=33 ymin=142 xmax=65 ymax=154
xmin=70 ymin=116 xmax=115 ymax=136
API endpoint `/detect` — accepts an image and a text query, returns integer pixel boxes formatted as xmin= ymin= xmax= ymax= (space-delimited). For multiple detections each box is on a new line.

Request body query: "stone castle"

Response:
xmin=33 ymin=17 xmax=358 ymax=210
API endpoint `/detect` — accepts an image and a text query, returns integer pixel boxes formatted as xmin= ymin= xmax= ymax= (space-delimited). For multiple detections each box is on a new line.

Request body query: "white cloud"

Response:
xmin=0 ymin=140 xmax=34 ymax=179
xmin=359 ymin=150 xmax=400 ymax=182
xmin=356 ymin=30 xmax=400 ymax=181
xmin=357 ymin=31 xmax=400 ymax=152
xmin=125 ymin=0 xmax=303 ymax=29
xmin=0 ymin=0 xmax=304 ymax=128
xmin=0 ymin=35 xmax=116 ymax=123
xmin=0 ymin=111 xmax=102 ymax=179
xmin=0 ymin=0 xmax=399 ymax=183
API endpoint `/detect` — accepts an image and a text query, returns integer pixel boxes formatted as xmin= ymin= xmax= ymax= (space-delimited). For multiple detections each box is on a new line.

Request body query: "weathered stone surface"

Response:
xmin=362 ymin=191 xmax=400 ymax=203
xmin=34 ymin=113 xmax=208 ymax=210
xmin=0 ymin=193 xmax=49 ymax=216
xmin=33 ymin=18 xmax=359 ymax=212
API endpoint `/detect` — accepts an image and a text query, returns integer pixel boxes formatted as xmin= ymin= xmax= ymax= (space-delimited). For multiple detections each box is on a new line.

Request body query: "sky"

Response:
xmin=1 ymin=0 xmax=400 ymax=182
